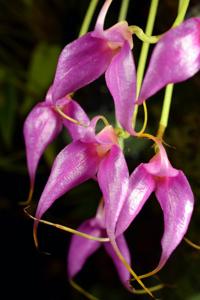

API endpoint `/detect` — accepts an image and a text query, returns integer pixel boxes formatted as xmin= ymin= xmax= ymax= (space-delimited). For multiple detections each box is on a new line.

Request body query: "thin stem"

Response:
xmin=157 ymin=84 xmax=173 ymax=139
xmin=157 ymin=0 xmax=190 ymax=139
xmin=136 ymin=0 xmax=159 ymax=97
xmin=174 ymin=0 xmax=190 ymax=27
xmin=78 ymin=0 xmax=99 ymax=37
xmin=129 ymin=25 xmax=159 ymax=44
xmin=115 ymin=0 xmax=131 ymax=150
xmin=132 ymin=283 xmax=165 ymax=294
xmin=24 ymin=208 xmax=110 ymax=245
xmin=55 ymin=105 xmax=88 ymax=127
xmin=118 ymin=0 xmax=130 ymax=21
xmin=184 ymin=237 xmax=200 ymax=250
xmin=19 ymin=183 xmax=34 ymax=206
xmin=133 ymin=0 xmax=159 ymax=129
xmin=70 ymin=280 xmax=99 ymax=300
xmin=110 ymin=239 xmax=155 ymax=298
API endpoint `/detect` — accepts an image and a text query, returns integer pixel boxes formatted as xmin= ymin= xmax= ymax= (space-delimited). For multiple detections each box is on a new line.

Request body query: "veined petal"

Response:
xmin=61 ymin=98 xmax=90 ymax=140
xmin=104 ymin=234 xmax=131 ymax=288
xmin=116 ymin=164 xmax=155 ymax=236
xmin=105 ymin=42 xmax=136 ymax=134
xmin=155 ymin=171 xmax=194 ymax=269
xmin=67 ymin=219 xmax=101 ymax=279
xmin=23 ymin=102 xmax=62 ymax=186
xmin=138 ymin=18 xmax=200 ymax=103
xmin=97 ymin=145 xmax=129 ymax=236
xmin=52 ymin=33 xmax=114 ymax=101
xmin=35 ymin=141 xmax=100 ymax=221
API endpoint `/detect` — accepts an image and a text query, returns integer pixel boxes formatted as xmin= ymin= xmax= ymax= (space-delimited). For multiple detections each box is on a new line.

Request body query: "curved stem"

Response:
xmin=184 ymin=237 xmax=200 ymax=250
xmin=110 ymin=239 xmax=155 ymax=298
xmin=129 ymin=25 xmax=159 ymax=44
xmin=55 ymin=105 xmax=88 ymax=127
xmin=24 ymin=208 xmax=110 ymax=245
xmin=19 ymin=183 xmax=34 ymax=205
xmin=79 ymin=0 xmax=99 ymax=37
xmin=70 ymin=280 xmax=99 ymax=300
xmin=173 ymin=0 xmax=190 ymax=27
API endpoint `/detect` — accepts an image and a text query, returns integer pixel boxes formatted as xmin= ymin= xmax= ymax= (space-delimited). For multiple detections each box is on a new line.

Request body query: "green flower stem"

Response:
xmin=118 ymin=0 xmax=130 ymax=21
xmin=157 ymin=84 xmax=174 ymax=139
xmin=116 ymin=0 xmax=130 ymax=150
xmin=174 ymin=0 xmax=190 ymax=27
xmin=129 ymin=25 xmax=159 ymax=44
xmin=78 ymin=0 xmax=99 ymax=37
xmin=157 ymin=0 xmax=190 ymax=139
xmin=133 ymin=0 xmax=159 ymax=129
xmin=136 ymin=0 xmax=159 ymax=97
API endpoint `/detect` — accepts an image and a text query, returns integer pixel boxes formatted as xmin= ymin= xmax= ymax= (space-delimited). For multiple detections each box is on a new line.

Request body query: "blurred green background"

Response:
xmin=0 ymin=0 xmax=200 ymax=299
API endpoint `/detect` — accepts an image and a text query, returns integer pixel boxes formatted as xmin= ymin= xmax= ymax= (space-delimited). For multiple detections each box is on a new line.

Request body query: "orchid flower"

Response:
xmin=51 ymin=0 xmax=136 ymax=134
xmin=33 ymin=118 xmax=129 ymax=242
xmin=68 ymin=202 xmax=131 ymax=289
xmin=23 ymin=86 xmax=89 ymax=193
xmin=115 ymin=143 xmax=194 ymax=273
xmin=108 ymin=17 xmax=200 ymax=134
xmin=51 ymin=0 xmax=200 ymax=134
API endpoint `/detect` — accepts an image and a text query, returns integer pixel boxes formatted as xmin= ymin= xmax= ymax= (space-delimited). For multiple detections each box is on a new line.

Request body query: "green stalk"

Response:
xmin=78 ymin=0 xmax=99 ymax=37
xmin=133 ymin=0 xmax=159 ymax=129
xmin=116 ymin=0 xmax=131 ymax=149
xmin=118 ymin=0 xmax=130 ymax=21
xmin=157 ymin=0 xmax=190 ymax=139
xmin=136 ymin=0 xmax=159 ymax=97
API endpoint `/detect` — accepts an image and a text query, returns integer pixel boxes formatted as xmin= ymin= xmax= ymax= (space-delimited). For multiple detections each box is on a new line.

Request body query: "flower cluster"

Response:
xmin=24 ymin=0 xmax=200 ymax=297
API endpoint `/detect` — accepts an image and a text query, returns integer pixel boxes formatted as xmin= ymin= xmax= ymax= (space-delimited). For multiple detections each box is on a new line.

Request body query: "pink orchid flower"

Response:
xmin=23 ymin=86 xmax=89 ymax=190
xmin=51 ymin=0 xmax=200 ymax=134
xmin=51 ymin=0 xmax=136 ymax=134
xmin=68 ymin=202 xmax=131 ymax=289
xmin=115 ymin=143 xmax=194 ymax=271
xmin=34 ymin=118 xmax=129 ymax=241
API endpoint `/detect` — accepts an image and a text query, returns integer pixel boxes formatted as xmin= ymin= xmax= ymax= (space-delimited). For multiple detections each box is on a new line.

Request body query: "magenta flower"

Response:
xmin=23 ymin=86 xmax=89 ymax=190
xmin=138 ymin=17 xmax=200 ymax=104
xmin=109 ymin=17 xmax=200 ymax=133
xmin=51 ymin=0 xmax=136 ymax=134
xmin=68 ymin=203 xmax=131 ymax=289
xmin=51 ymin=3 xmax=200 ymax=134
xmin=115 ymin=143 xmax=194 ymax=271
xmin=34 ymin=118 xmax=129 ymax=240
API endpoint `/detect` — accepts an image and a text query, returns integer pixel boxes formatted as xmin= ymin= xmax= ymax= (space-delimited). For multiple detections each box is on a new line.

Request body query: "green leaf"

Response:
xmin=22 ymin=42 xmax=61 ymax=114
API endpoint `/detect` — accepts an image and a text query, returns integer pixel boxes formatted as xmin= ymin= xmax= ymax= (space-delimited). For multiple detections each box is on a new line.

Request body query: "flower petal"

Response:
xmin=67 ymin=219 xmax=101 ymax=279
xmin=52 ymin=33 xmax=114 ymax=101
xmin=105 ymin=42 xmax=136 ymax=134
xmin=35 ymin=141 xmax=100 ymax=221
xmin=61 ymin=98 xmax=90 ymax=140
xmin=104 ymin=234 xmax=131 ymax=288
xmin=156 ymin=171 xmax=194 ymax=269
xmin=116 ymin=164 xmax=155 ymax=236
xmin=95 ymin=0 xmax=112 ymax=32
xmin=23 ymin=102 xmax=62 ymax=186
xmin=138 ymin=18 xmax=200 ymax=103
xmin=144 ymin=143 xmax=178 ymax=177
xmin=97 ymin=145 xmax=129 ymax=236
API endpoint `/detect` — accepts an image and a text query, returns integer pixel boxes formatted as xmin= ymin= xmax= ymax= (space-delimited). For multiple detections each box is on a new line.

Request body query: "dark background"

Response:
xmin=1 ymin=0 xmax=200 ymax=299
